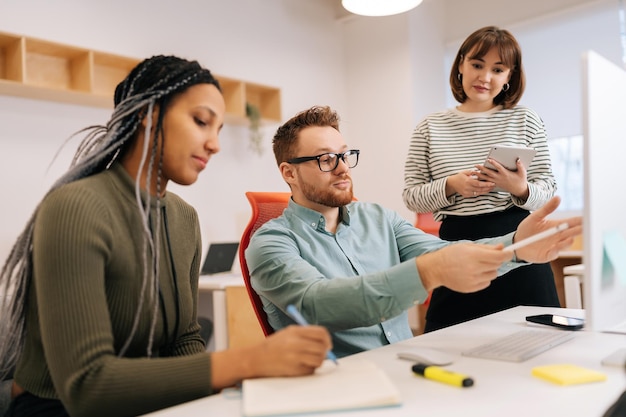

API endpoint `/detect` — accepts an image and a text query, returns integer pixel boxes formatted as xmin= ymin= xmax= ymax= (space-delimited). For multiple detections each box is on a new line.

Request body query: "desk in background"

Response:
xmin=198 ymin=274 xmax=264 ymax=351
xmin=144 ymin=306 xmax=626 ymax=417
xmin=563 ymin=263 xmax=585 ymax=308
xmin=550 ymin=249 xmax=583 ymax=307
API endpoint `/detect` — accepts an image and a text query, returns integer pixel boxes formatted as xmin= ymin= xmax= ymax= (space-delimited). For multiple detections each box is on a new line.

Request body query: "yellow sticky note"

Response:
xmin=531 ymin=364 xmax=607 ymax=386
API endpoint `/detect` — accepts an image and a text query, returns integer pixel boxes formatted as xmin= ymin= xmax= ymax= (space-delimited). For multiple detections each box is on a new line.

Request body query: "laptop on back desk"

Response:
xmin=200 ymin=242 xmax=239 ymax=275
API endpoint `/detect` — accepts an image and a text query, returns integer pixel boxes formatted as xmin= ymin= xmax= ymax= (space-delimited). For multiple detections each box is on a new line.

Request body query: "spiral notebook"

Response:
xmin=242 ymin=359 xmax=401 ymax=417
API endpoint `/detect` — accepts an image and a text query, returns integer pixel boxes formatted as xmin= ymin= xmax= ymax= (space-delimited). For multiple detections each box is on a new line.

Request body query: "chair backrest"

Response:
xmin=415 ymin=212 xmax=442 ymax=237
xmin=414 ymin=212 xmax=441 ymax=311
xmin=239 ymin=191 xmax=292 ymax=336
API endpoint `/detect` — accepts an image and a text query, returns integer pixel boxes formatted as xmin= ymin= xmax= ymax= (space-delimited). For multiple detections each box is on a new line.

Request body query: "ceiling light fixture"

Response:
xmin=341 ymin=0 xmax=423 ymax=17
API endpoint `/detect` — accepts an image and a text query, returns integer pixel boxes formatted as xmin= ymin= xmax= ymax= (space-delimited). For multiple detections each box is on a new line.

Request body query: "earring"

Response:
xmin=457 ymin=73 xmax=462 ymax=81
xmin=502 ymin=83 xmax=510 ymax=92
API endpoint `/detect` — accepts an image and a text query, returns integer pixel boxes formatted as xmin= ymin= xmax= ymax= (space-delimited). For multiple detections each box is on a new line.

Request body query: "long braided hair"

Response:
xmin=0 ymin=55 xmax=221 ymax=380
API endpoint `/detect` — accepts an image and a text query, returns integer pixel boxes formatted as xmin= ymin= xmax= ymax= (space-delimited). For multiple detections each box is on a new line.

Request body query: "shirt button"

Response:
xmin=386 ymin=331 xmax=392 ymax=337
xmin=311 ymin=223 xmax=316 ymax=227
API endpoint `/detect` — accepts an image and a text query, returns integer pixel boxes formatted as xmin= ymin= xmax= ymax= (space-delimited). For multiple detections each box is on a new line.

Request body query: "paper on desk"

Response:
xmin=604 ymin=231 xmax=626 ymax=284
xmin=531 ymin=364 xmax=607 ymax=386
xmin=241 ymin=359 xmax=401 ymax=417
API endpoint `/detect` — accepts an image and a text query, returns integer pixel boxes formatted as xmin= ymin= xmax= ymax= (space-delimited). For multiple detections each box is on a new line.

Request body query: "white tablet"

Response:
xmin=483 ymin=145 xmax=536 ymax=192
xmin=484 ymin=145 xmax=536 ymax=171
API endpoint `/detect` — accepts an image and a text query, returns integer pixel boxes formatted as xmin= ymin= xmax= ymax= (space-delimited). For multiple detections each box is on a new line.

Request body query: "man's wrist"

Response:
xmin=511 ymin=232 xmax=524 ymax=263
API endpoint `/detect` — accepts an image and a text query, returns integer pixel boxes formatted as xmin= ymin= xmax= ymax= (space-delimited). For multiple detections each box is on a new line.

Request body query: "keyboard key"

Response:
xmin=462 ymin=329 xmax=576 ymax=362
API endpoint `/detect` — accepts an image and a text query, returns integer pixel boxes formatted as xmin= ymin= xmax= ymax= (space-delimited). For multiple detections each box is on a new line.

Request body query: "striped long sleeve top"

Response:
xmin=402 ymin=105 xmax=556 ymax=222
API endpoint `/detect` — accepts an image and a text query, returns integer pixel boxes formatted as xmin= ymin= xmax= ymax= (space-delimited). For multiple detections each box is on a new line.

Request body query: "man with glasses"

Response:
xmin=245 ymin=105 xmax=581 ymax=358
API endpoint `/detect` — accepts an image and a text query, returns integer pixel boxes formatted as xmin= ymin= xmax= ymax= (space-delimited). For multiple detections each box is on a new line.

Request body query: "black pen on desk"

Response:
xmin=412 ymin=363 xmax=474 ymax=388
xmin=286 ymin=304 xmax=339 ymax=365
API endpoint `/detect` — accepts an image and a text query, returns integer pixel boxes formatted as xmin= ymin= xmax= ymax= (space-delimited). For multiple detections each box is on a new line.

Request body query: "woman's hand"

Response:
xmin=446 ymin=170 xmax=495 ymax=198
xmin=247 ymin=325 xmax=331 ymax=377
xmin=474 ymin=158 xmax=529 ymax=198
xmin=210 ymin=325 xmax=332 ymax=389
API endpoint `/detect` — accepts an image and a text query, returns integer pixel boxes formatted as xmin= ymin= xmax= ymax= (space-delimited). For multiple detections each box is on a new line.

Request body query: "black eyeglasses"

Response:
xmin=287 ymin=149 xmax=360 ymax=172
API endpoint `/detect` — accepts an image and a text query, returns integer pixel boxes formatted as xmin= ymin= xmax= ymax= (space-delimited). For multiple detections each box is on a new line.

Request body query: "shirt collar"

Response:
xmin=287 ymin=198 xmax=352 ymax=232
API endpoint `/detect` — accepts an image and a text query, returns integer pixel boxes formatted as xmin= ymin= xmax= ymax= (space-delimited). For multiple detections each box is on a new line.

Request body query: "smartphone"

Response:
xmin=525 ymin=314 xmax=585 ymax=330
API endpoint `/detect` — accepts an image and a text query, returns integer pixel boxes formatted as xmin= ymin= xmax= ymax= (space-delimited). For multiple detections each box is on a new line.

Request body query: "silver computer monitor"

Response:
xmin=582 ymin=50 xmax=626 ymax=334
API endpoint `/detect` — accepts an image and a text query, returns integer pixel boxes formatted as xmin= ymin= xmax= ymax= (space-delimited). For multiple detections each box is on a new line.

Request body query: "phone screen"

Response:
xmin=552 ymin=315 xmax=585 ymax=326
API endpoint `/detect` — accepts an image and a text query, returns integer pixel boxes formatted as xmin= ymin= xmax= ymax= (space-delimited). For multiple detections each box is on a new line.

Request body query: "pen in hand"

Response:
xmin=504 ymin=222 xmax=569 ymax=253
xmin=286 ymin=304 xmax=339 ymax=365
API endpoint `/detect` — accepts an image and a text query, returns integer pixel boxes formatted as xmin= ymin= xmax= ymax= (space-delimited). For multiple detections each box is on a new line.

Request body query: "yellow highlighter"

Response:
xmin=412 ymin=363 xmax=474 ymax=388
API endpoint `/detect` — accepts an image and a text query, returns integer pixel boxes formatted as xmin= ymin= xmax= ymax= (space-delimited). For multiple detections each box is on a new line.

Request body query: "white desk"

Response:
xmin=550 ymin=250 xmax=583 ymax=308
xmin=564 ymin=263 xmax=585 ymax=275
xmin=198 ymin=273 xmax=244 ymax=351
xmin=145 ymin=306 xmax=626 ymax=417
xmin=563 ymin=263 xmax=585 ymax=308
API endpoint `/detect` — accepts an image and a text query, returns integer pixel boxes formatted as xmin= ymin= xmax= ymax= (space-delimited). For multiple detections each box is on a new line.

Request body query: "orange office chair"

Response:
xmin=239 ymin=191 xmax=292 ymax=336
xmin=415 ymin=212 xmax=441 ymax=237
xmin=414 ymin=212 xmax=442 ymax=334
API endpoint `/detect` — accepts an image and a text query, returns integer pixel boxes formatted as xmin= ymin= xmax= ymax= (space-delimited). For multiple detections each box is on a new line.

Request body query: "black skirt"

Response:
xmin=424 ymin=206 xmax=559 ymax=333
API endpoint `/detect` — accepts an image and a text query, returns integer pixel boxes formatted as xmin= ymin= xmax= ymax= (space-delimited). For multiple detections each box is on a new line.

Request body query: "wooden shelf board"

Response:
xmin=0 ymin=79 xmax=112 ymax=108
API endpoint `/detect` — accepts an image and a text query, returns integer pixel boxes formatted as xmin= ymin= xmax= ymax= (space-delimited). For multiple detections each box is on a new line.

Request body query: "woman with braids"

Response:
xmin=0 ymin=55 xmax=331 ymax=417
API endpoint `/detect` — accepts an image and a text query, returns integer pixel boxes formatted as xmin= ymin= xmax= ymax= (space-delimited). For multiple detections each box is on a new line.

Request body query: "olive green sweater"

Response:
xmin=14 ymin=163 xmax=213 ymax=417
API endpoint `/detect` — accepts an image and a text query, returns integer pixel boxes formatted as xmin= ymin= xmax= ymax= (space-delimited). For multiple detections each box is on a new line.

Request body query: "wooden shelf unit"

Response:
xmin=0 ymin=31 xmax=282 ymax=123
xmin=0 ymin=31 xmax=138 ymax=108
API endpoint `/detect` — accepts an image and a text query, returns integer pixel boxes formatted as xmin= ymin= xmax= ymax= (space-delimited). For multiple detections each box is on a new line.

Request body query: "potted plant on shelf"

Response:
xmin=246 ymin=102 xmax=264 ymax=155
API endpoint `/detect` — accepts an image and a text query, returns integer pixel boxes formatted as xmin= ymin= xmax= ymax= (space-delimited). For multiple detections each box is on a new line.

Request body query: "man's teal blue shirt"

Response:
xmin=245 ymin=199 xmax=520 ymax=358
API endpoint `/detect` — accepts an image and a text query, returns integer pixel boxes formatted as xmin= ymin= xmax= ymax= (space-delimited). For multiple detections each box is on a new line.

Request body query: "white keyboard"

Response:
xmin=462 ymin=329 xmax=576 ymax=362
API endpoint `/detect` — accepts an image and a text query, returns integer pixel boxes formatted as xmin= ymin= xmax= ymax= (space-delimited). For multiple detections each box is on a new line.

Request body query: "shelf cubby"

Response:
xmin=24 ymin=38 xmax=91 ymax=92
xmin=0 ymin=33 xmax=24 ymax=83
xmin=216 ymin=75 xmax=246 ymax=121
xmin=216 ymin=75 xmax=282 ymax=124
xmin=92 ymin=51 xmax=139 ymax=97
xmin=245 ymin=82 xmax=281 ymax=122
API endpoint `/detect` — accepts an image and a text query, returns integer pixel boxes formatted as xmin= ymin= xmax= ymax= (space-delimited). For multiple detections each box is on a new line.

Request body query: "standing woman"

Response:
xmin=0 ymin=55 xmax=330 ymax=417
xmin=402 ymin=26 xmax=559 ymax=333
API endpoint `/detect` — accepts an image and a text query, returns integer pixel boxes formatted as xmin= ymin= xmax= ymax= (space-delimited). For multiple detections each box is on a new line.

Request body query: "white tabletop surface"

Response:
xmin=558 ymin=250 xmax=584 ymax=258
xmin=198 ymin=273 xmax=243 ymax=290
xmin=144 ymin=306 xmax=626 ymax=417
xmin=563 ymin=263 xmax=585 ymax=275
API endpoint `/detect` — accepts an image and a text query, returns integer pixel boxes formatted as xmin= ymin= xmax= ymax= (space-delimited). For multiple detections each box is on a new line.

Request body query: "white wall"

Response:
xmin=0 ymin=0 xmax=347 ymax=263
xmin=341 ymin=13 xmax=414 ymax=214
xmin=340 ymin=0 xmax=448 ymax=221
xmin=443 ymin=0 xmax=624 ymax=139
xmin=512 ymin=0 xmax=624 ymax=139
xmin=1 ymin=0 xmax=623 ymax=266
